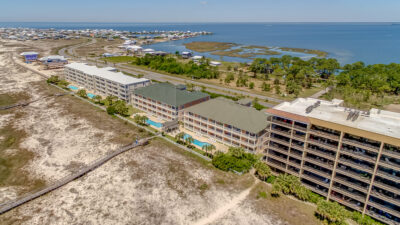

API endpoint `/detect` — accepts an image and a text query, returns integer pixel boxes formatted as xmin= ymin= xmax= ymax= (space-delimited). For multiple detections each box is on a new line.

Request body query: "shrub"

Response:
xmin=77 ymin=89 xmax=87 ymax=98
xmin=316 ymin=200 xmax=348 ymax=225
xmin=212 ymin=147 xmax=258 ymax=173
xmin=106 ymin=105 xmax=116 ymax=115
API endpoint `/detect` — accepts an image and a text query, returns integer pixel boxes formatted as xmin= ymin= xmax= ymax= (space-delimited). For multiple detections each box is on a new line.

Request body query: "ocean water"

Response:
xmin=1 ymin=22 xmax=399 ymax=65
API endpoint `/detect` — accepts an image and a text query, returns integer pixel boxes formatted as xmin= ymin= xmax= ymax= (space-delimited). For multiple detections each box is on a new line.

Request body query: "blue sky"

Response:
xmin=1 ymin=0 xmax=399 ymax=22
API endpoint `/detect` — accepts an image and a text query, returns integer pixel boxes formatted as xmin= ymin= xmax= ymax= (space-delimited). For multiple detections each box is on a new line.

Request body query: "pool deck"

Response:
xmin=178 ymin=127 xmax=229 ymax=153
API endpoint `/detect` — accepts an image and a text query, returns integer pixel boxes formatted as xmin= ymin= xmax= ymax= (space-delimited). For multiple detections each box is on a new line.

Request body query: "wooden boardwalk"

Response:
xmin=0 ymin=93 xmax=68 ymax=110
xmin=0 ymin=137 xmax=151 ymax=215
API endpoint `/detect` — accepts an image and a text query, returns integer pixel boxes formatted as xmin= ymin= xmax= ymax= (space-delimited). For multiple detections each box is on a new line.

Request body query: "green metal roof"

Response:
xmin=133 ymin=83 xmax=209 ymax=107
xmin=186 ymin=97 xmax=271 ymax=134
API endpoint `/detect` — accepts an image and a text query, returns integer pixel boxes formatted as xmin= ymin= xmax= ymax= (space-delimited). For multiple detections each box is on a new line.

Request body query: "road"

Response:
xmin=58 ymin=40 xmax=283 ymax=105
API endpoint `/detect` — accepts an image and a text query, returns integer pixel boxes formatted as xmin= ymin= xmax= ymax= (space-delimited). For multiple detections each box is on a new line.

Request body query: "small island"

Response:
xmin=183 ymin=41 xmax=328 ymax=58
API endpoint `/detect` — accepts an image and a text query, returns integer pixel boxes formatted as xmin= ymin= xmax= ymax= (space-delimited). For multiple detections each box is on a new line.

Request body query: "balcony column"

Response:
xmin=362 ymin=141 xmax=384 ymax=215
xmin=285 ymin=123 xmax=295 ymax=172
xmin=327 ymin=131 xmax=344 ymax=201
xmin=299 ymin=123 xmax=311 ymax=178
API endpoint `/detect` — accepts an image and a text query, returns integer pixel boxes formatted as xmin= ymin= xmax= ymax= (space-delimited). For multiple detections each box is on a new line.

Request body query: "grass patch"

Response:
xmin=0 ymin=93 xmax=31 ymax=107
xmin=105 ymin=56 xmax=136 ymax=63
xmin=257 ymin=191 xmax=268 ymax=199
xmin=184 ymin=41 xmax=237 ymax=52
xmin=280 ymin=47 xmax=328 ymax=57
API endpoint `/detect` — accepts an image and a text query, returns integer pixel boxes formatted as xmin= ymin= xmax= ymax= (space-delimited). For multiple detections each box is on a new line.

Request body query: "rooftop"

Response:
xmin=65 ymin=63 xmax=149 ymax=85
xmin=186 ymin=97 xmax=271 ymax=134
xmin=133 ymin=83 xmax=209 ymax=107
xmin=271 ymin=98 xmax=400 ymax=140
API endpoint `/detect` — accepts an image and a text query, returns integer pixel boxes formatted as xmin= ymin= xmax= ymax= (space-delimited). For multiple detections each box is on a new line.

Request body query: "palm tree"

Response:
xmin=253 ymin=161 xmax=271 ymax=181
xmin=175 ymin=132 xmax=185 ymax=143
xmin=202 ymin=144 xmax=216 ymax=156
xmin=94 ymin=95 xmax=102 ymax=104
xmin=185 ymin=136 xmax=194 ymax=148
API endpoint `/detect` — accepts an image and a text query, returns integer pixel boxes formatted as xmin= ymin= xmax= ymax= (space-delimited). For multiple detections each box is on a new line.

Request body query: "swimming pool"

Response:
xmin=146 ymin=119 xmax=163 ymax=128
xmin=67 ymin=85 xmax=79 ymax=91
xmin=87 ymin=93 xmax=96 ymax=99
xmin=183 ymin=134 xmax=211 ymax=148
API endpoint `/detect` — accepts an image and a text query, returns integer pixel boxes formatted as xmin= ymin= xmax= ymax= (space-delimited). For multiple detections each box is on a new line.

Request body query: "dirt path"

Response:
xmin=193 ymin=179 xmax=260 ymax=225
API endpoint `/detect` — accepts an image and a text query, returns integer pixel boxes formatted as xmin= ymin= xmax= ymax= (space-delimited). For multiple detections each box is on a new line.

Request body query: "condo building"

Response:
xmin=265 ymin=98 xmax=400 ymax=225
xmin=184 ymin=98 xmax=271 ymax=152
xmin=132 ymin=83 xmax=210 ymax=121
xmin=64 ymin=63 xmax=150 ymax=102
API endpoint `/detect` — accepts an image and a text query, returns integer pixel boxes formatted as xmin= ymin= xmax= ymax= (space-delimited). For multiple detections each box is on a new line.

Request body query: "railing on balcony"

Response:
xmin=329 ymin=195 xmax=364 ymax=212
xmin=340 ymin=147 xmax=377 ymax=163
xmin=335 ymin=166 xmax=371 ymax=182
xmin=306 ymin=146 xmax=336 ymax=161
xmin=342 ymin=137 xmax=380 ymax=152
xmin=338 ymin=158 xmax=374 ymax=173
xmin=331 ymin=186 xmax=366 ymax=203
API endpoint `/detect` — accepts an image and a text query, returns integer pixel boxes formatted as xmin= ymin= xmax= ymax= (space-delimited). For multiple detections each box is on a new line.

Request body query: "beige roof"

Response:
xmin=186 ymin=97 xmax=271 ymax=134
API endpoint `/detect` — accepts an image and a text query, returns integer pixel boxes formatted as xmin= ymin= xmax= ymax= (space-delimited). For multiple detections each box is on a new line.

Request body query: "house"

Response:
xmin=182 ymin=51 xmax=193 ymax=59
xmin=210 ymin=61 xmax=222 ymax=67
xmin=20 ymin=52 xmax=39 ymax=63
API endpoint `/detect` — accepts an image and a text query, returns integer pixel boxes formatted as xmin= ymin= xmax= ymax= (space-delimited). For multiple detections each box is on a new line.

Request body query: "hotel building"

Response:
xmin=132 ymin=83 xmax=210 ymax=121
xmin=265 ymin=98 xmax=400 ymax=225
xmin=64 ymin=63 xmax=150 ymax=102
xmin=184 ymin=98 xmax=271 ymax=152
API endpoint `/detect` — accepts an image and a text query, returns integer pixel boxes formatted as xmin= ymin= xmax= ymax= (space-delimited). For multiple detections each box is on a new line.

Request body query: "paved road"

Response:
xmin=59 ymin=41 xmax=283 ymax=104
xmin=310 ymin=86 xmax=333 ymax=99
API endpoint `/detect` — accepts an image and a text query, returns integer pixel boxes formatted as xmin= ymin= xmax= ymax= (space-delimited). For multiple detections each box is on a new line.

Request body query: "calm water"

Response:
xmin=1 ymin=22 xmax=400 ymax=65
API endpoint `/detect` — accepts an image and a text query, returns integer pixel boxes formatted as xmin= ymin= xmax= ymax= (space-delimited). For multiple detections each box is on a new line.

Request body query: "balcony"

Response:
xmin=308 ymin=139 xmax=338 ymax=152
xmin=304 ymin=156 xmax=334 ymax=170
xmin=367 ymin=200 xmax=400 ymax=219
xmin=287 ymin=158 xmax=301 ymax=168
xmin=370 ymin=190 xmax=400 ymax=206
xmin=302 ymin=183 xmax=328 ymax=197
xmin=270 ymin=137 xmax=290 ymax=146
xmin=271 ymin=129 xmax=292 ymax=139
xmin=267 ymin=153 xmax=288 ymax=164
xmin=376 ymin=170 xmax=400 ymax=183
xmin=329 ymin=195 xmax=364 ymax=212
xmin=382 ymin=148 xmax=400 ymax=160
xmin=301 ymin=173 xmax=330 ymax=188
xmin=338 ymin=158 xmax=374 ymax=173
xmin=333 ymin=176 xmax=369 ymax=193
xmin=331 ymin=186 xmax=366 ymax=203
xmin=340 ymin=147 xmax=377 ymax=164
xmin=335 ymin=166 xmax=371 ymax=182
xmin=290 ymin=143 xmax=305 ymax=152
xmin=306 ymin=146 xmax=336 ymax=161
xmin=341 ymin=138 xmax=380 ymax=153
xmin=267 ymin=159 xmax=287 ymax=171
xmin=271 ymin=119 xmax=293 ymax=129
xmin=379 ymin=159 xmax=400 ymax=171
xmin=268 ymin=145 xmax=289 ymax=156
xmin=289 ymin=150 xmax=303 ymax=160
xmin=293 ymin=124 xmax=307 ymax=132
xmin=364 ymin=210 xmax=397 ymax=225
xmin=303 ymin=165 xmax=332 ymax=178
xmin=309 ymin=129 xmax=340 ymax=141
xmin=372 ymin=180 xmax=400 ymax=196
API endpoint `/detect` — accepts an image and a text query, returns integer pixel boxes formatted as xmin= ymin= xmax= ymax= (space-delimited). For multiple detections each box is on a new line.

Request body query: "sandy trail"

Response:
xmin=193 ymin=180 xmax=260 ymax=225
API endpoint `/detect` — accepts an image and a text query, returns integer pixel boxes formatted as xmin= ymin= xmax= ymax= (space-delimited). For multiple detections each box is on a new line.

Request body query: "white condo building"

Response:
xmin=64 ymin=63 xmax=150 ymax=102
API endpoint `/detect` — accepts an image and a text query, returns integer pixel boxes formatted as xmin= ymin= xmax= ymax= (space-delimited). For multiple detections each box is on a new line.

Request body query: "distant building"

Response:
xmin=184 ymin=97 xmax=271 ymax=152
xmin=20 ymin=52 xmax=39 ymax=62
xmin=182 ymin=51 xmax=193 ymax=59
xmin=64 ymin=63 xmax=150 ymax=102
xmin=132 ymin=83 xmax=210 ymax=121
xmin=210 ymin=61 xmax=222 ymax=67
xmin=39 ymin=55 xmax=68 ymax=69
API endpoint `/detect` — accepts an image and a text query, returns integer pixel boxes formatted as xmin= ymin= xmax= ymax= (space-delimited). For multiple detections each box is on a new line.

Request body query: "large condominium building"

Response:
xmin=184 ymin=98 xmax=271 ymax=152
xmin=264 ymin=98 xmax=400 ymax=225
xmin=64 ymin=63 xmax=150 ymax=102
xmin=132 ymin=83 xmax=210 ymax=121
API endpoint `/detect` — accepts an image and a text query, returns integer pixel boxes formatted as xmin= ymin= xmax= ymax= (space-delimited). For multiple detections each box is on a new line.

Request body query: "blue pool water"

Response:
xmin=87 ymin=93 xmax=96 ymax=99
xmin=68 ymin=85 xmax=78 ymax=91
xmin=183 ymin=134 xmax=210 ymax=148
xmin=146 ymin=119 xmax=163 ymax=128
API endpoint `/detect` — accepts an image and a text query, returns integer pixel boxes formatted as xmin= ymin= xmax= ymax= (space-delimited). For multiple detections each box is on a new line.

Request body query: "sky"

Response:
xmin=0 ymin=0 xmax=399 ymax=22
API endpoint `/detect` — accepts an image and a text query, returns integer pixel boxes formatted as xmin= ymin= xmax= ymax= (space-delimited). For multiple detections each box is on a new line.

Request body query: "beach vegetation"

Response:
xmin=211 ymin=147 xmax=258 ymax=173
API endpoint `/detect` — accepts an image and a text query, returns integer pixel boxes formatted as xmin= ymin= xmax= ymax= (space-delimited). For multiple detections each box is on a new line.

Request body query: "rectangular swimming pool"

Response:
xmin=87 ymin=93 xmax=96 ymax=99
xmin=67 ymin=85 xmax=79 ymax=91
xmin=146 ymin=119 xmax=163 ymax=128
xmin=183 ymin=134 xmax=211 ymax=148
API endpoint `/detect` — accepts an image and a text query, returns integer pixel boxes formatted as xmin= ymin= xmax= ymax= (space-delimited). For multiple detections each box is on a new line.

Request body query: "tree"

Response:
xmin=175 ymin=132 xmax=185 ymax=143
xmin=106 ymin=105 xmax=116 ymax=115
xmin=58 ymin=80 xmax=69 ymax=88
xmin=47 ymin=75 xmax=60 ymax=84
xmin=253 ymin=161 xmax=271 ymax=181
xmin=185 ymin=136 xmax=194 ymax=148
xmin=224 ymin=73 xmax=235 ymax=84
xmin=274 ymin=85 xmax=281 ymax=95
xmin=134 ymin=115 xmax=148 ymax=125
xmin=249 ymin=82 xmax=255 ymax=89
xmin=93 ymin=95 xmax=102 ymax=104
xmin=77 ymin=89 xmax=87 ymax=98
xmin=316 ymin=200 xmax=348 ymax=225
xmin=114 ymin=100 xmax=129 ymax=116
xmin=261 ymin=82 xmax=271 ymax=92
xmin=202 ymin=144 xmax=216 ymax=157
